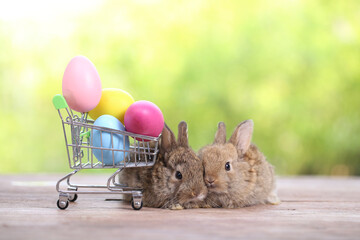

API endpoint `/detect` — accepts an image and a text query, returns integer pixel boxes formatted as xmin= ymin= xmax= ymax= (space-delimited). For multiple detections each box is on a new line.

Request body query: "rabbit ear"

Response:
xmin=160 ymin=123 xmax=177 ymax=154
xmin=229 ymin=119 xmax=254 ymax=155
xmin=213 ymin=122 xmax=226 ymax=144
xmin=177 ymin=121 xmax=189 ymax=147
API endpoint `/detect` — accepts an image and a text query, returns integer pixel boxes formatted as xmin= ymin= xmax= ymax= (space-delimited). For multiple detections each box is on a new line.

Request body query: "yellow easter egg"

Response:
xmin=89 ymin=88 xmax=135 ymax=123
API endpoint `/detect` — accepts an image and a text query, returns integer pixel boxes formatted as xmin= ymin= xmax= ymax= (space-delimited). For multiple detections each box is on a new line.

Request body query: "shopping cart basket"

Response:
xmin=53 ymin=94 xmax=160 ymax=210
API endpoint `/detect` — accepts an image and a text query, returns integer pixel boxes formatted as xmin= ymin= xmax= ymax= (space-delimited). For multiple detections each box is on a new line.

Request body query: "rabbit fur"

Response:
xmin=198 ymin=120 xmax=280 ymax=208
xmin=119 ymin=121 xmax=208 ymax=209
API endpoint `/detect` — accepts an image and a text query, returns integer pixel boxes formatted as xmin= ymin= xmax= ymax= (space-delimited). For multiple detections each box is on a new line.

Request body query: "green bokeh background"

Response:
xmin=0 ymin=0 xmax=359 ymax=175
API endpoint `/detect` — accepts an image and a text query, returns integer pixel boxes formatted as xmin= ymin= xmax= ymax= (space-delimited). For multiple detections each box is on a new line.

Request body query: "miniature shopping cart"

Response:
xmin=53 ymin=95 xmax=160 ymax=210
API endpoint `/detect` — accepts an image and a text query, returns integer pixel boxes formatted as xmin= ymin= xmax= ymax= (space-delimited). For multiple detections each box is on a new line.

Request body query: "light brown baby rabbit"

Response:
xmin=198 ymin=120 xmax=280 ymax=208
xmin=119 ymin=121 xmax=208 ymax=209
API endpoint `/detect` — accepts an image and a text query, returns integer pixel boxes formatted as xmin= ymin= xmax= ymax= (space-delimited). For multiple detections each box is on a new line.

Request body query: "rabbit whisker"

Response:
xmin=206 ymin=197 xmax=220 ymax=208
xmin=162 ymin=196 xmax=177 ymax=209
xmin=162 ymin=195 xmax=182 ymax=209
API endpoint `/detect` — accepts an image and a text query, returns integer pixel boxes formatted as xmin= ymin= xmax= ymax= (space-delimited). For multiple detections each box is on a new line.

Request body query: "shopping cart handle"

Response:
xmin=80 ymin=130 xmax=91 ymax=139
xmin=53 ymin=94 xmax=68 ymax=110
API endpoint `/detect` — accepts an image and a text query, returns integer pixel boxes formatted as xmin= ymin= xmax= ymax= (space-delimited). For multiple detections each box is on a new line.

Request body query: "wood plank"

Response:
xmin=0 ymin=174 xmax=359 ymax=240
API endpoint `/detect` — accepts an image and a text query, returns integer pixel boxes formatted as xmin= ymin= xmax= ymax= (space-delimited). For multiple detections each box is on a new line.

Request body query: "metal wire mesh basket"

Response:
xmin=53 ymin=94 xmax=161 ymax=210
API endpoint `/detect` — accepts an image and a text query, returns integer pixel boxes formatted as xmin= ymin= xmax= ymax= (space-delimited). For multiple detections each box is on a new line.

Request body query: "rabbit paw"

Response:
xmin=183 ymin=202 xmax=199 ymax=209
xmin=169 ymin=203 xmax=184 ymax=210
xmin=266 ymin=192 xmax=281 ymax=205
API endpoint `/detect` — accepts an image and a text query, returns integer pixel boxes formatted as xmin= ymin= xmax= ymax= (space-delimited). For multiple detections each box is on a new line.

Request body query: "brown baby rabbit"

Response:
xmin=198 ymin=120 xmax=280 ymax=208
xmin=119 ymin=121 xmax=208 ymax=209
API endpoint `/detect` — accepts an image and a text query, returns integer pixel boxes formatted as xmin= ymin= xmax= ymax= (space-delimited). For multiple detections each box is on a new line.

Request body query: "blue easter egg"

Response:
xmin=92 ymin=115 xmax=130 ymax=165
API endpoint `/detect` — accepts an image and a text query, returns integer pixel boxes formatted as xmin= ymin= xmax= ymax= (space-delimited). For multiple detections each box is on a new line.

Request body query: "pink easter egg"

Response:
xmin=62 ymin=56 xmax=102 ymax=113
xmin=124 ymin=100 xmax=164 ymax=140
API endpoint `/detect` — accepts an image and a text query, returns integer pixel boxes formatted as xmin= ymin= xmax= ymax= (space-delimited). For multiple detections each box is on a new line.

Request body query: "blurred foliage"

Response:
xmin=0 ymin=0 xmax=359 ymax=175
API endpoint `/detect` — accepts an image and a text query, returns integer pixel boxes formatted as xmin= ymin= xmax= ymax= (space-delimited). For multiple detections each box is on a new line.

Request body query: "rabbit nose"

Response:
xmin=205 ymin=177 xmax=215 ymax=186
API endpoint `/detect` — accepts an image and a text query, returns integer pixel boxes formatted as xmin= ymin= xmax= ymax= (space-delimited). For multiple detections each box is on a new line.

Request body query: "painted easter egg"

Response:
xmin=124 ymin=100 xmax=164 ymax=140
xmin=92 ymin=115 xmax=130 ymax=165
xmin=62 ymin=56 xmax=102 ymax=113
xmin=89 ymin=88 xmax=134 ymax=124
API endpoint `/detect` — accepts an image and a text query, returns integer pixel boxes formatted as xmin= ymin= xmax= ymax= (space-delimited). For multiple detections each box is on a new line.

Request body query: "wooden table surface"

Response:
xmin=0 ymin=174 xmax=359 ymax=240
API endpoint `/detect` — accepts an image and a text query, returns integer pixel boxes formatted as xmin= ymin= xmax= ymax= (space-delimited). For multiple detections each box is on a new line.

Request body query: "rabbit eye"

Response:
xmin=175 ymin=171 xmax=182 ymax=180
xmin=225 ymin=162 xmax=231 ymax=171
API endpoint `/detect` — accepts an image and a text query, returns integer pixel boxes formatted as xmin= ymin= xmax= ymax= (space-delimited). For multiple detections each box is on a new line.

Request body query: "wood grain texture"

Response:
xmin=0 ymin=174 xmax=359 ymax=240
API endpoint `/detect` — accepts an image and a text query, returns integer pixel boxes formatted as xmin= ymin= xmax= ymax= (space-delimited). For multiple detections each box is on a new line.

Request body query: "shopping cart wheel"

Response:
xmin=57 ymin=199 xmax=69 ymax=210
xmin=68 ymin=193 xmax=78 ymax=202
xmin=67 ymin=187 xmax=78 ymax=202
xmin=131 ymin=199 xmax=143 ymax=210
